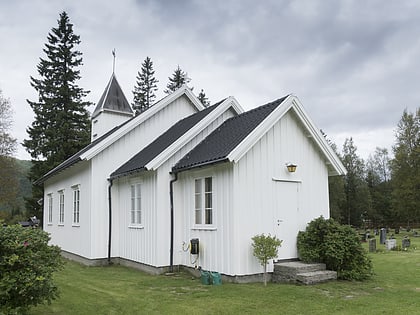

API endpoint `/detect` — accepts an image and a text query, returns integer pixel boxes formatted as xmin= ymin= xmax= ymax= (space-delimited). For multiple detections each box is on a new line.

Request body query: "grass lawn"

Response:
xmin=31 ymin=231 xmax=420 ymax=315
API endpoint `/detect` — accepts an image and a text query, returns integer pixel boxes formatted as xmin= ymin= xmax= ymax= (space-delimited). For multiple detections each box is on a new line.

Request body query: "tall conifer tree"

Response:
xmin=132 ymin=56 xmax=158 ymax=114
xmin=23 ymin=11 xmax=91 ymax=221
xmin=391 ymin=108 xmax=420 ymax=226
xmin=164 ymin=65 xmax=191 ymax=94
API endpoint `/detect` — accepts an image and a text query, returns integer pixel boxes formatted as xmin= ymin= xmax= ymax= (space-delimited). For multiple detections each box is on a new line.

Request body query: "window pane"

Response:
xmin=205 ymin=177 xmax=212 ymax=192
xmin=205 ymin=209 xmax=212 ymax=224
xmin=131 ymin=210 xmax=135 ymax=224
xmin=136 ymin=184 xmax=141 ymax=197
xmin=195 ymin=194 xmax=201 ymax=209
xmin=136 ymin=210 xmax=141 ymax=224
xmin=195 ymin=209 xmax=202 ymax=224
xmin=205 ymin=193 xmax=212 ymax=208
xmin=195 ymin=179 xmax=201 ymax=193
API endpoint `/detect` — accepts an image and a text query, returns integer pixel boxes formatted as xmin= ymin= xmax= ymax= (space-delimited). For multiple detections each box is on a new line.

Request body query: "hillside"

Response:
xmin=0 ymin=158 xmax=32 ymax=224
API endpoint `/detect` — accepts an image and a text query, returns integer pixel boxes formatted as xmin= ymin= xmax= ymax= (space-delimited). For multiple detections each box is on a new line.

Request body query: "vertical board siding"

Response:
xmin=175 ymin=164 xmax=235 ymax=275
xmin=231 ymin=111 xmax=331 ymax=275
xmin=89 ymin=95 xmax=197 ymax=258
xmin=172 ymin=111 xmax=331 ymax=276
xmin=113 ymin=106 xmax=236 ymax=267
xmin=116 ymin=172 xmax=157 ymax=265
xmin=43 ymin=161 xmax=92 ymax=258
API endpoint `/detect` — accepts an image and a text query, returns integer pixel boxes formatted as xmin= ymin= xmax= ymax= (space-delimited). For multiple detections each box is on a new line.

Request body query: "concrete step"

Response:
xmin=274 ymin=261 xmax=326 ymax=274
xmin=295 ymin=270 xmax=337 ymax=285
xmin=272 ymin=261 xmax=336 ymax=284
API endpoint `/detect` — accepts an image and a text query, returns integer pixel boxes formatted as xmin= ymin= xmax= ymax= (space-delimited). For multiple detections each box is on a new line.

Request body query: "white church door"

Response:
xmin=272 ymin=180 xmax=300 ymax=260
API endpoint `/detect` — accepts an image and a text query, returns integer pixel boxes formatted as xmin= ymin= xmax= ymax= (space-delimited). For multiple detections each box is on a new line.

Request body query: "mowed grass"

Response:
xmin=31 ymin=232 xmax=420 ymax=315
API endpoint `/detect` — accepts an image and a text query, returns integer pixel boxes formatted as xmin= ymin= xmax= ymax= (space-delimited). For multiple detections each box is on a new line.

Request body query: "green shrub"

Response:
xmin=297 ymin=216 xmax=373 ymax=280
xmin=0 ymin=225 xmax=64 ymax=314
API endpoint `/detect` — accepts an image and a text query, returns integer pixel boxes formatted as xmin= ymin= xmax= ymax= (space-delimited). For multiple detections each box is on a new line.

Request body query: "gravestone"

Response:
xmin=380 ymin=228 xmax=386 ymax=244
xmin=402 ymin=238 xmax=410 ymax=248
xmin=368 ymin=238 xmax=376 ymax=253
xmin=385 ymin=239 xmax=396 ymax=250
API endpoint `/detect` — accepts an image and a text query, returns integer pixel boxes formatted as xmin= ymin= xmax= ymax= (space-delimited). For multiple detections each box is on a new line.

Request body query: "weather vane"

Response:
xmin=112 ymin=49 xmax=116 ymax=74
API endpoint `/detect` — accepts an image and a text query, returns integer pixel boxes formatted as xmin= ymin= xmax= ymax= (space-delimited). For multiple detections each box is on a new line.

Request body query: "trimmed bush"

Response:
xmin=0 ymin=225 xmax=64 ymax=314
xmin=297 ymin=216 xmax=373 ymax=280
xmin=252 ymin=233 xmax=282 ymax=286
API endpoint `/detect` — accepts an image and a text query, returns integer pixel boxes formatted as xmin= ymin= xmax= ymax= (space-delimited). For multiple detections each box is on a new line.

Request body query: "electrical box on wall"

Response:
xmin=190 ymin=238 xmax=199 ymax=255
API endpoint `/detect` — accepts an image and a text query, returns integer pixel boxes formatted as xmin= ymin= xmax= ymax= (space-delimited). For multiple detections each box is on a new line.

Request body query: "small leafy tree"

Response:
xmin=251 ymin=233 xmax=282 ymax=286
xmin=297 ymin=216 xmax=373 ymax=280
xmin=0 ymin=225 xmax=64 ymax=314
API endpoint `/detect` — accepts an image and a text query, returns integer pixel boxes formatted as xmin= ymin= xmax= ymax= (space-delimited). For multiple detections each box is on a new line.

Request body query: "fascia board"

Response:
xmin=290 ymin=96 xmax=346 ymax=176
xmin=182 ymin=86 xmax=206 ymax=111
xmin=228 ymin=96 xmax=245 ymax=114
xmin=80 ymin=86 xmax=198 ymax=160
xmin=145 ymin=97 xmax=239 ymax=170
xmin=227 ymin=95 xmax=294 ymax=163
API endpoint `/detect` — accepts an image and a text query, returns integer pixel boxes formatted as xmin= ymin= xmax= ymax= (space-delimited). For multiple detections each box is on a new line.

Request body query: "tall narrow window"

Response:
xmin=58 ymin=190 xmax=64 ymax=224
xmin=130 ymin=183 xmax=141 ymax=225
xmin=204 ymin=177 xmax=213 ymax=224
xmin=72 ymin=186 xmax=80 ymax=224
xmin=194 ymin=177 xmax=213 ymax=225
xmin=47 ymin=194 xmax=53 ymax=224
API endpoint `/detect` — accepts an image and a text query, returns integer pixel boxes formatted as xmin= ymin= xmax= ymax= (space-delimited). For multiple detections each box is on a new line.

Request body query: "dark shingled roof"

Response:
xmin=110 ymin=99 xmax=226 ymax=179
xmin=172 ymin=96 xmax=288 ymax=172
xmin=92 ymin=73 xmax=133 ymax=119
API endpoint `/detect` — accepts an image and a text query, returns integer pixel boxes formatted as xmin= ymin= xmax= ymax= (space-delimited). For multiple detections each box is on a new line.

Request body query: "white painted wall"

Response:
xmin=91 ymin=111 xmax=133 ymax=141
xmin=43 ymin=160 xmax=92 ymax=258
xmin=90 ymin=95 xmax=198 ymax=259
xmin=113 ymin=106 xmax=237 ymax=267
xmin=44 ymin=95 xmax=198 ymax=260
xmin=176 ymin=111 xmax=331 ymax=276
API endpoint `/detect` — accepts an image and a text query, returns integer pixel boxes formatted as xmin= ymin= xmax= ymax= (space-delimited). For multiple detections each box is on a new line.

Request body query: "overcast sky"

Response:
xmin=1 ymin=0 xmax=419 ymax=160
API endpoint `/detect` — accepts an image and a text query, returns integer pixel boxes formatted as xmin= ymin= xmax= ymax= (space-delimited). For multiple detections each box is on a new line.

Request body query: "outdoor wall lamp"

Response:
xmin=286 ymin=163 xmax=297 ymax=173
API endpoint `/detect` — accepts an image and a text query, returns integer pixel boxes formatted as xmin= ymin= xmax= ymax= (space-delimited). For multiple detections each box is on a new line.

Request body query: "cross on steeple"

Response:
xmin=112 ymin=49 xmax=116 ymax=74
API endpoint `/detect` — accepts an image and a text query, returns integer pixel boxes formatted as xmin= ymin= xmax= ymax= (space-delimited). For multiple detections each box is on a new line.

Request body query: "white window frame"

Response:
xmin=194 ymin=177 xmax=213 ymax=227
xmin=129 ymin=182 xmax=142 ymax=227
xmin=47 ymin=193 xmax=53 ymax=225
xmin=58 ymin=190 xmax=65 ymax=225
xmin=72 ymin=185 xmax=80 ymax=226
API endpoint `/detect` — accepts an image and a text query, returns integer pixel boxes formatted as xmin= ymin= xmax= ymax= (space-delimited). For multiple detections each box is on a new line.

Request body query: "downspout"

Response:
xmin=107 ymin=178 xmax=113 ymax=265
xmin=169 ymin=172 xmax=178 ymax=273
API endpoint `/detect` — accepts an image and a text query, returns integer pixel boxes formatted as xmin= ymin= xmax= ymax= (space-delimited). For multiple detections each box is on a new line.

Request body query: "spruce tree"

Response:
xmin=197 ymin=89 xmax=210 ymax=107
xmin=23 ymin=11 xmax=91 ymax=222
xmin=391 ymin=108 xmax=420 ymax=226
xmin=132 ymin=56 xmax=158 ymax=114
xmin=164 ymin=65 xmax=191 ymax=94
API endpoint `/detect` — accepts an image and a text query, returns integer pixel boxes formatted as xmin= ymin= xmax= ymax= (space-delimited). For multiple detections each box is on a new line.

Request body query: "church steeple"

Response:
xmin=91 ymin=73 xmax=134 ymax=141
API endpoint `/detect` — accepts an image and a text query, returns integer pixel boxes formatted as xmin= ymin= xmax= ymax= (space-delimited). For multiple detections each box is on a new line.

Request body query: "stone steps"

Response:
xmin=295 ymin=270 xmax=337 ymax=285
xmin=272 ymin=261 xmax=337 ymax=285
